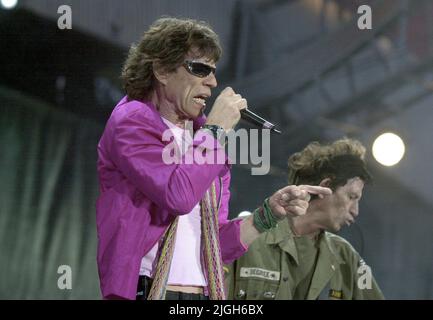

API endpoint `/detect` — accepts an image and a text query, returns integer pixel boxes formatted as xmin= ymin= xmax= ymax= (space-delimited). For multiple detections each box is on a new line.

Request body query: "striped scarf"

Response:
xmin=147 ymin=181 xmax=226 ymax=300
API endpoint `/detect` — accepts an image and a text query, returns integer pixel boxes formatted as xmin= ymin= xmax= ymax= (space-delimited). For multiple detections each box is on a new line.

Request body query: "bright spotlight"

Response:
xmin=238 ymin=211 xmax=251 ymax=218
xmin=372 ymin=132 xmax=405 ymax=166
xmin=1 ymin=0 xmax=18 ymax=9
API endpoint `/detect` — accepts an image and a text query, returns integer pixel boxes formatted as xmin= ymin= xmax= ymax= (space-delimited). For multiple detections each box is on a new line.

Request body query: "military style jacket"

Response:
xmin=226 ymin=219 xmax=384 ymax=300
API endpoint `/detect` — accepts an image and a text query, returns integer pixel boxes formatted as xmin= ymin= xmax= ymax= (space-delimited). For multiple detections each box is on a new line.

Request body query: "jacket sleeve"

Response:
xmin=218 ymin=171 xmax=248 ymax=264
xmin=224 ymin=261 xmax=238 ymax=299
xmin=352 ymin=253 xmax=385 ymax=300
xmin=109 ymin=109 xmax=229 ymax=215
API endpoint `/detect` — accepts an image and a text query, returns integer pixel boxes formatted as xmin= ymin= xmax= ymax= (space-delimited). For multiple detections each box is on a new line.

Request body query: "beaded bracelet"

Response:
xmin=252 ymin=198 xmax=280 ymax=233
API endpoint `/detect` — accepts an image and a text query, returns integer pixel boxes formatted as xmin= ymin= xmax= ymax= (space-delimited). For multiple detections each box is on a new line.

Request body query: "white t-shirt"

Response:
xmin=139 ymin=117 xmax=206 ymax=286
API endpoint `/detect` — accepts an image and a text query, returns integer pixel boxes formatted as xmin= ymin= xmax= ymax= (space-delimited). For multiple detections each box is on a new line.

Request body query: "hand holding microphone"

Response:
xmin=205 ymin=87 xmax=247 ymax=131
xmin=205 ymin=87 xmax=282 ymax=134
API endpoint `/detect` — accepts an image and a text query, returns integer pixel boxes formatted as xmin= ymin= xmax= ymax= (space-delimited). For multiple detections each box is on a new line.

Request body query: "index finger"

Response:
xmin=221 ymin=86 xmax=235 ymax=95
xmin=299 ymin=185 xmax=332 ymax=196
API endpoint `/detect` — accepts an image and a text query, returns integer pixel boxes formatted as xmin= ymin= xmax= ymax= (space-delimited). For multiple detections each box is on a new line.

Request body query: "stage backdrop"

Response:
xmin=0 ymin=86 xmax=101 ymax=299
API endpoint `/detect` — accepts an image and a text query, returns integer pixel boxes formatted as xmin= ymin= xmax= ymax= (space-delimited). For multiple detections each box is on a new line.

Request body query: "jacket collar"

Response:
xmin=265 ymin=219 xmax=299 ymax=264
xmin=264 ymin=219 xmax=345 ymax=266
xmin=121 ymin=96 xmax=207 ymax=132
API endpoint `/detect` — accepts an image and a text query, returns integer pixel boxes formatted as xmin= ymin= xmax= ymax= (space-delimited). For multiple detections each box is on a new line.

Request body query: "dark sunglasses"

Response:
xmin=183 ymin=60 xmax=216 ymax=78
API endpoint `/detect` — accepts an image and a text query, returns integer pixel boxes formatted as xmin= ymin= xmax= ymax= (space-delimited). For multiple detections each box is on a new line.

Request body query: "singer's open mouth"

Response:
xmin=193 ymin=96 xmax=207 ymax=107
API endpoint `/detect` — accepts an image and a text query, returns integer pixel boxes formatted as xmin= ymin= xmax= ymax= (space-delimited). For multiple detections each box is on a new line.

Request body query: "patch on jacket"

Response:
xmin=329 ymin=289 xmax=343 ymax=299
xmin=240 ymin=267 xmax=280 ymax=281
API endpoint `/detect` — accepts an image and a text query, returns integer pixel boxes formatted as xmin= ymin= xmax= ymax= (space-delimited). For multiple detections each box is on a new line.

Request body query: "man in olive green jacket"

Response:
xmin=226 ymin=139 xmax=384 ymax=300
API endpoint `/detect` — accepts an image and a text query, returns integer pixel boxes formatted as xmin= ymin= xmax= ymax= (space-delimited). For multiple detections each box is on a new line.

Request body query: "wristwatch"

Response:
xmin=201 ymin=124 xmax=225 ymax=142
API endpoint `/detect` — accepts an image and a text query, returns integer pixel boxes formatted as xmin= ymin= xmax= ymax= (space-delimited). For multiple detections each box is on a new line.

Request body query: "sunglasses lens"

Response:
xmin=190 ymin=62 xmax=214 ymax=77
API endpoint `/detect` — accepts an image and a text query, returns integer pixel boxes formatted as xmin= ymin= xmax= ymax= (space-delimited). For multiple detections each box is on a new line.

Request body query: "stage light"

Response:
xmin=238 ymin=211 xmax=251 ymax=218
xmin=372 ymin=132 xmax=405 ymax=166
xmin=1 ymin=0 xmax=18 ymax=9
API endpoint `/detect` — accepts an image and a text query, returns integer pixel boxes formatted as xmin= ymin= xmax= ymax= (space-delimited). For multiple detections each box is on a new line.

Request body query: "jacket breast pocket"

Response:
xmin=233 ymin=278 xmax=280 ymax=300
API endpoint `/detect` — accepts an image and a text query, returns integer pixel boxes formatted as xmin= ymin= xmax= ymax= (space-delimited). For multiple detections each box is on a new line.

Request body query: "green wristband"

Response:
xmin=253 ymin=207 xmax=268 ymax=233
xmin=263 ymin=198 xmax=279 ymax=228
xmin=252 ymin=198 xmax=279 ymax=233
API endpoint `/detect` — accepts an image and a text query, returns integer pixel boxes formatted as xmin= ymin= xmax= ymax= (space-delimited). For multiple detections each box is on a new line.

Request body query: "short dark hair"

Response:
xmin=288 ymin=138 xmax=372 ymax=190
xmin=120 ymin=17 xmax=222 ymax=101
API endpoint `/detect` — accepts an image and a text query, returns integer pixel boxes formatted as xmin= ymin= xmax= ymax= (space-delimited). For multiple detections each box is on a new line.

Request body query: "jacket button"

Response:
xmin=236 ymin=289 xmax=246 ymax=299
xmin=263 ymin=291 xmax=276 ymax=299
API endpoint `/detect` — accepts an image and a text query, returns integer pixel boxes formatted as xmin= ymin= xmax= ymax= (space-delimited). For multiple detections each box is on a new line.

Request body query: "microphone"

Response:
xmin=240 ymin=109 xmax=282 ymax=134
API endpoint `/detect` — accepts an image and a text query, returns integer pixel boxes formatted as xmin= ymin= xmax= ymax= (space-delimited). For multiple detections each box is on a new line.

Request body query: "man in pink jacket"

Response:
xmin=96 ymin=17 xmax=331 ymax=300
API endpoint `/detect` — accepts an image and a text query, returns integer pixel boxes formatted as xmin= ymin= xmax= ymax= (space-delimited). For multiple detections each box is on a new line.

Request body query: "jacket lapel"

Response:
xmin=307 ymin=232 xmax=345 ymax=300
